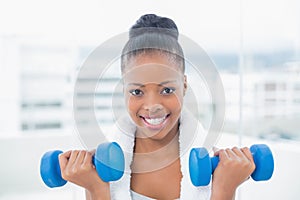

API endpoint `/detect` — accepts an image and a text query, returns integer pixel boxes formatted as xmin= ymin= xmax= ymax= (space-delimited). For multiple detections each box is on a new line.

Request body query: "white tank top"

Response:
xmin=130 ymin=190 xmax=154 ymax=200
xmin=130 ymin=190 xmax=180 ymax=200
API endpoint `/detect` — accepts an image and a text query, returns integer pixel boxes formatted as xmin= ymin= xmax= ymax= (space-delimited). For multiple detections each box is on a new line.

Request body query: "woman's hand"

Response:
xmin=58 ymin=150 xmax=110 ymax=200
xmin=210 ymin=147 xmax=255 ymax=200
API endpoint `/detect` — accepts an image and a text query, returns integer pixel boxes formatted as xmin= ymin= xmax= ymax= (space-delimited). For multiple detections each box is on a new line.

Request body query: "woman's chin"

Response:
xmin=136 ymin=125 xmax=175 ymax=141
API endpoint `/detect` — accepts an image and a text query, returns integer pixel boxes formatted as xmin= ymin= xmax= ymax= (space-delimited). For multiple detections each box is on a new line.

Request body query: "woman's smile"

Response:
xmin=139 ymin=113 xmax=171 ymax=130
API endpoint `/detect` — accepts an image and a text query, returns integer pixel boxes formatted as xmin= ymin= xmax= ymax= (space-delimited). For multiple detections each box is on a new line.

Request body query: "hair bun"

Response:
xmin=129 ymin=14 xmax=179 ymax=40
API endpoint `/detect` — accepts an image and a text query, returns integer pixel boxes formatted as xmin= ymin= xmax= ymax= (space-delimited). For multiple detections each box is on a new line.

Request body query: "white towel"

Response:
xmin=107 ymin=109 xmax=212 ymax=200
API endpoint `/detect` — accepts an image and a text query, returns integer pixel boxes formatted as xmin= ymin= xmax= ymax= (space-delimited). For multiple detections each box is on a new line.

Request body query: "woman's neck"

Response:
xmin=134 ymin=121 xmax=180 ymax=153
xmin=131 ymin=122 xmax=180 ymax=173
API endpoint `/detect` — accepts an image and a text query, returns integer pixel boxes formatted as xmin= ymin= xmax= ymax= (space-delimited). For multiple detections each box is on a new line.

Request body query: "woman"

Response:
xmin=59 ymin=14 xmax=255 ymax=200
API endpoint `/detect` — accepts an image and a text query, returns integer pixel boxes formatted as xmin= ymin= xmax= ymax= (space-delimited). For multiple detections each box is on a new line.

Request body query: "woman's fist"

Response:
xmin=211 ymin=147 xmax=255 ymax=200
xmin=58 ymin=150 xmax=109 ymax=196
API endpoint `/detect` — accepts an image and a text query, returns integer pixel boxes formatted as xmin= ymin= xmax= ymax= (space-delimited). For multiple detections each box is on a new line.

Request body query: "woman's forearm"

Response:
xmin=85 ymin=186 xmax=111 ymax=200
xmin=210 ymin=189 xmax=236 ymax=200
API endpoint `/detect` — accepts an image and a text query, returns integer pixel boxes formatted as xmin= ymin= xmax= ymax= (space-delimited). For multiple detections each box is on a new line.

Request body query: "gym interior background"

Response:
xmin=0 ymin=0 xmax=299 ymax=199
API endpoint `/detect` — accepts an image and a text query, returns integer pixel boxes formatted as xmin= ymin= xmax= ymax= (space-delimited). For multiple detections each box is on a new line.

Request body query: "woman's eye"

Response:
xmin=161 ymin=87 xmax=175 ymax=95
xmin=129 ymin=89 xmax=143 ymax=96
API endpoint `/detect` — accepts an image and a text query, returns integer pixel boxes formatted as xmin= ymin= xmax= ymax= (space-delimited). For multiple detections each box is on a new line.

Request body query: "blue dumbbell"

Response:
xmin=40 ymin=142 xmax=125 ymax=188
xmin=189 ymin=144 xmax=274 ymax=186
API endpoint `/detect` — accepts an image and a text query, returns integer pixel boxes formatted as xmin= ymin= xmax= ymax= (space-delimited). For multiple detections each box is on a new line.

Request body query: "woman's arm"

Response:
xmin=210 ymin=147 xmax=255 ymax=200
xmin=58 ymin=150 xmax=111 ymax=200
xmin=85 ymin=187 xmax=111 ymax=200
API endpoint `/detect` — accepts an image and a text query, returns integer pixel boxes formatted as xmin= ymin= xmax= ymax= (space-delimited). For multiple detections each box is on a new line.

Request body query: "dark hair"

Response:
xmin=121 ymin=14 xmax=185 ymax=73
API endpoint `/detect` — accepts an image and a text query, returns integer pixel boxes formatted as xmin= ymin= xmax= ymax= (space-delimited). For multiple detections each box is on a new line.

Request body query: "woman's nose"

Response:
xmin=146 ymin=103 xmax=163 ymax=114
xmin=143 ymin=94 xmax=163 ymax=113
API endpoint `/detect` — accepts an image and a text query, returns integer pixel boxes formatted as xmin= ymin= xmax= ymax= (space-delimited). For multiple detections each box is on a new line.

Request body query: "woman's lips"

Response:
xmin=140 ymin=114 xmax=170 ymax=130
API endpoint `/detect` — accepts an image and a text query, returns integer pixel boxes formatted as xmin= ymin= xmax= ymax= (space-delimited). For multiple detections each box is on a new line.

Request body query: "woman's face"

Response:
xmin=122 ymin=53 xmax=187 ymax=140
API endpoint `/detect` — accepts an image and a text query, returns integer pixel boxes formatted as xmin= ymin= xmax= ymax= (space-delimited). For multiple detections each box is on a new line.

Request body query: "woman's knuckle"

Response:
xmin=232 ymin=146 xmax=239 ymax=150
xmin=241 ymin=161 xmax=248 ymax=168
xmin=71 ymin=167 xmax=78 ymax=175
xmin=80 ymin=162 xmax=88 ymax=169
xmin=61 ymin=174 xmax=66 ymax=180
xmin=245 ymin=162 xmax=255 ymax=172
xmin=62 ymin=170 xmax=70 ymax=179
xmin=218 ymin=149 xmax=225 ymax=154
xmin=73 ymin=150 xmax=79 ymax=154
xmin=235 ymin=160 xmax=242 ymax=167
xmin=243 ymin=147 xmax=250 ymax=152
xmin=223 ymin=159 xmax=231 ymax=166
xmin=251 ymin=163 xmax=256 ymax=170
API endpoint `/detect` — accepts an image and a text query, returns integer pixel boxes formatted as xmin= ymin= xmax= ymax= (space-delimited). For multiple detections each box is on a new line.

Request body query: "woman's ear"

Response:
xmin=183 ymin=75 xmax=187 ymax=96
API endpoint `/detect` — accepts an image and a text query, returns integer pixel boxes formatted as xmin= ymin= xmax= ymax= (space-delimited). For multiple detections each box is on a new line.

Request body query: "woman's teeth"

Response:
xmin=144 ymin=116 xmax=166 ymax=125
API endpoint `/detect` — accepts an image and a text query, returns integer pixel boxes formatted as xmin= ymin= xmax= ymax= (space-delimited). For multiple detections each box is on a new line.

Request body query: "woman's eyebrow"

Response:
xmin=126 ymin=83 xmax=145 ymax=87
xmin=125 ymin=80 xmax=178 ymax=87
xmin=158 ymin=80 xmax=177 ymax=86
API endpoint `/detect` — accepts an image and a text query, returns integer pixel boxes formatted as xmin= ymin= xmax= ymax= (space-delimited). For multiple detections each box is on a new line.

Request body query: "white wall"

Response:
xmin=0 ymin=133 xmax=82 ymax=197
